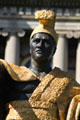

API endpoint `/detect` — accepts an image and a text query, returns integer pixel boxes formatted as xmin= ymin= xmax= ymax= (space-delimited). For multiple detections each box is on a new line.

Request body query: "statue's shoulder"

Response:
xmin=0 ymin=59 xmax=38 ymax=82
xmin=52 ymin=67 xmax=74 ymax=79
xmin=41 ymin=67 xmax=73 ymax=88
xmin=42 ymin=67 xmax=74 ymax=85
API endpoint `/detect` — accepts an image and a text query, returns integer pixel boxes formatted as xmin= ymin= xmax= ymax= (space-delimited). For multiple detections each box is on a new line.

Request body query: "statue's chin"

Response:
xmin=34 ymin=55 xmax=48 ymax=62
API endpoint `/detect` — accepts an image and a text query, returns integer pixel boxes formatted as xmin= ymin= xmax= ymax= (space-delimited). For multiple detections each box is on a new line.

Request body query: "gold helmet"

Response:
xmin=30 ymin=10 xmax=58 ymax=43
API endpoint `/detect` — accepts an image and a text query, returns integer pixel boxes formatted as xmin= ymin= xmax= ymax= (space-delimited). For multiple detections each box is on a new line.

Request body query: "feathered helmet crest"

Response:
xmin=30 ymin=10 xmax=58 ymax=43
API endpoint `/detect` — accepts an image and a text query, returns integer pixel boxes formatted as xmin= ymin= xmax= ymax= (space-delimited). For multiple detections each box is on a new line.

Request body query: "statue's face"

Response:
xmin=30 ymin=33 xmax=56 ymax=61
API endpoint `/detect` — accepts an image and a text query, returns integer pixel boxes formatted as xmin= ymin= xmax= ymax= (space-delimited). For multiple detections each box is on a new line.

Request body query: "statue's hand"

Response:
xmin=66 ymin=95 xmax=80 ymax=120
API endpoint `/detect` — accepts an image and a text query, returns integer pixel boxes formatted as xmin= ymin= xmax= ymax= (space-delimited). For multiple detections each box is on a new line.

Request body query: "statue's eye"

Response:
xmin=33 ymin=38 xmax=40 ymax=43
xmin=44 ymin=39 xmax=50 ymax=44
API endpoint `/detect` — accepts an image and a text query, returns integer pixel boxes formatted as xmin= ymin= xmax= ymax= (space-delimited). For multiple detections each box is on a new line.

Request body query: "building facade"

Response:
xmin=0 ymin=0 xmax=80 ymax=82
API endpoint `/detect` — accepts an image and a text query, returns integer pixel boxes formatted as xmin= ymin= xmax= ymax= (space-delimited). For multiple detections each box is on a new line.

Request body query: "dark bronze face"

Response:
xmin=30 ymin=32 xmax=56 ymax=61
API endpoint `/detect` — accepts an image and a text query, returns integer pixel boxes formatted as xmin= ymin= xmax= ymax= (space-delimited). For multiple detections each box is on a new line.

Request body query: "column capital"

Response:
xmin=2 ymin=28 xmax=25 ymax=35
xmin=73 ymin=32 xmax=80 ymax=39
xmin=8 ymin=30 xmax=25 ymax=38
xmin=56 ymin=32 xmax=65 ymax=38
xmin=58 ymin=34 xmax=65 ymax=37
xmin=2 ymin=32 xmax=8 ymax=37
xmin=66 ymin=31 xmax=73 ymax=39
xmin=57 ymin=31 xmax=73 ymax=39
xmin=17 ymin=30 xmax=25 ymax=37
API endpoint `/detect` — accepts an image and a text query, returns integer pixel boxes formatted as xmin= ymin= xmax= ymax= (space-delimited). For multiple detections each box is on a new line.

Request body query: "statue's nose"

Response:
xmin=37 ymin=40 xmax=43 ymax=47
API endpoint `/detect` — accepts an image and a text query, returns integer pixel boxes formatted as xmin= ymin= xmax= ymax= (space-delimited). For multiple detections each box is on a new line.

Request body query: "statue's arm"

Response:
xmin=66 ymin=81 xmax=80 ymax=120
xmin=66 ymin=94 xmax=80 ymax=120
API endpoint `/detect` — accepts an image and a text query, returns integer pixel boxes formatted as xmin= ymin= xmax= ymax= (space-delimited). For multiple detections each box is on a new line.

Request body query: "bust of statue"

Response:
xmin=0 ymin=10 xmax=80 ymax=120
xmin=29 ymin=32 xmax=56 ymax=77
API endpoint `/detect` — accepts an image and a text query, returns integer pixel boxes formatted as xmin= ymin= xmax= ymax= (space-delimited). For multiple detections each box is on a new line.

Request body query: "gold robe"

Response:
xmin=0 ymin=59 xmax=80 ymax=120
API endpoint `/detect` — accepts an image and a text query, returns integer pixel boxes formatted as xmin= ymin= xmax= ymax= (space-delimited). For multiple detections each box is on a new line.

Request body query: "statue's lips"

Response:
xmin=35 ymin=49 xmax=43 ymax=54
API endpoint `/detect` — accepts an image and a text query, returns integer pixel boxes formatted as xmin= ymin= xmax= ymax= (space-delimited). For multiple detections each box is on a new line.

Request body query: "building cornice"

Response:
xmin=0 ymin=0 xmax=79 ymax=8
xmin=0 ymin=15 xmax=80 ymax=21
xmin=0 ymin=7 xmax=80 ymax=38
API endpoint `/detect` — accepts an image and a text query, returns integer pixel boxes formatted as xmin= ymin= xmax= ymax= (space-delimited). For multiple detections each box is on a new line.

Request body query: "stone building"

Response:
xmin=0 ymin=0 xmax=80 ymax=82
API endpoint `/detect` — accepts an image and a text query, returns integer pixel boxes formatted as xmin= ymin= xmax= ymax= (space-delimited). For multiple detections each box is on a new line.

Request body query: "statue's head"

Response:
xmin=30 ymin=32 xmax=56 ymax=62
xmin=30 ymin=10 xmax=58 ymax=62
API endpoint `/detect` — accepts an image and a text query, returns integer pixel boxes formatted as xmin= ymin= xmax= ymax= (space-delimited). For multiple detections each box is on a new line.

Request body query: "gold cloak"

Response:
xmin=0 ymin=59 xmax=80 ymax=120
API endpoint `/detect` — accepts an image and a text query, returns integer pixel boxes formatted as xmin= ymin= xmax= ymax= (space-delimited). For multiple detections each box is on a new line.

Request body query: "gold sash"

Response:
xmin=5 ymin=66 xmax=74 ymax=120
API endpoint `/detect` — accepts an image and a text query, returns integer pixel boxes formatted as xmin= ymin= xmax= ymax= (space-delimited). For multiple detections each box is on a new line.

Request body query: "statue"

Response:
xmin=0 ymin=10 xmax=80 ymax=120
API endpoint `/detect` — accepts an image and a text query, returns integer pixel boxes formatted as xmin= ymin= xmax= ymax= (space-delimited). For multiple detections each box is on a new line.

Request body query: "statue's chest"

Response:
xmin=8 ymin=80 xmax=40 ymax=101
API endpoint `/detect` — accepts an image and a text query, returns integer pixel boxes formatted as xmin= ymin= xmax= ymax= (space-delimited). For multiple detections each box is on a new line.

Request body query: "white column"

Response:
xmin=5 ymin=33 xmax=20 ymax=65
xmin=53 ymin=35 xmax=68 ymax=71
xmin=76 ymin=40 xmax=80 ymax=83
